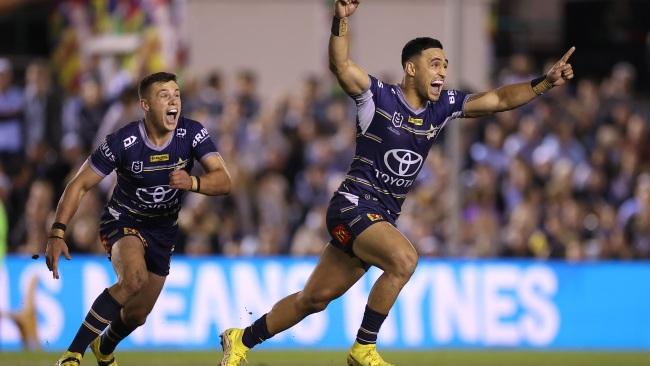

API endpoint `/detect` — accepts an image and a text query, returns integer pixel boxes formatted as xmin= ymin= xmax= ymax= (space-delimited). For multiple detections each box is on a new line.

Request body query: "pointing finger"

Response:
xmin=51 ymin=254 xmax=59 ymax=279
xmin=560 ymin=46 xmax=575 ymax=63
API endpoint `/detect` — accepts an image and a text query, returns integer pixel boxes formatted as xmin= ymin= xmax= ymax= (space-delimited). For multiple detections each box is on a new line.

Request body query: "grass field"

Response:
xmin=2 ymin=351 xmax=650 ymax=366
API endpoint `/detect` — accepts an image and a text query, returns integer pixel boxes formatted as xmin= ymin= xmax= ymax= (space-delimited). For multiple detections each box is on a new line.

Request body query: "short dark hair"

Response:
xmin=401 ymin=37 xmax=444 ymax=68
xmin=138 ymin=72 xmax=177 ymax=99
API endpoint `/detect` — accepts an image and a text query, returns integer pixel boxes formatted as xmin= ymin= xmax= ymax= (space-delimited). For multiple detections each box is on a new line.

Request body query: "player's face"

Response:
xmin=414 ymin=48 xmax=448 ymax=102
xmin=143 ymin=80 xmax=181 ymax=132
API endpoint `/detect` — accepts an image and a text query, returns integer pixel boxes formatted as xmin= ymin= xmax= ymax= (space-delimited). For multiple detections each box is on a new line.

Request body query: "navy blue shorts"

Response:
xmin=325 ymin=192 xmax=397 ymax=261
xmin=99 ymin=209 xmax=179 ymax=276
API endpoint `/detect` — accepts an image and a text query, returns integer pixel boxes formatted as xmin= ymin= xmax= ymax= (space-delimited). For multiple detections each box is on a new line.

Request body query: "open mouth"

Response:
xmin=430 ymin=80 xmax=444 ymax=96
xmin=165 ymin=108 xmax=179 ymax=124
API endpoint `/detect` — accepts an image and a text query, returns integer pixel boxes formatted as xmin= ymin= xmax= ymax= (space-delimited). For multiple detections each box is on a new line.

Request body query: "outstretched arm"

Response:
xmin=463 ymin=47 xmax=575 ymax=117
xmin=328 ymin=0 xmax=370 ymax=96
xmin=46 ymin=160 xmax=104 ymax=279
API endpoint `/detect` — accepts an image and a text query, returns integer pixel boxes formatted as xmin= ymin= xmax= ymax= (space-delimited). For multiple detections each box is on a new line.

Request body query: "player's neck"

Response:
xmin=142 ymin=118 xmax=173 ymax=147
xmin=398 ymin=82 xmax=426 ymax=110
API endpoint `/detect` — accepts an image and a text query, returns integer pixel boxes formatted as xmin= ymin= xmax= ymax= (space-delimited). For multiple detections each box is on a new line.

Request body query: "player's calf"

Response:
xmin=295 ymin=287 xmax=339 ymax=314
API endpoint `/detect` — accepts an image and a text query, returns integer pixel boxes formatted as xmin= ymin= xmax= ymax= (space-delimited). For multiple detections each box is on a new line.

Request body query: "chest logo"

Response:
xmin=392 ymin=112 xmax=404 ymax=128
xmin=150 ymin=154 xmax=170 ymax=163
xmin=131 ymin=161 xmax=143 ymax=173
xmin=176 ymin=128 xmax=187 ymax=138
xmin=426 ymin=125 xmax=442 ymax=140
xmin=136 ymin=185 xmax=179 ymax=204
xmin=408 ymin=117 xmax=423 ymax=126
xmin=384 ymin=149 xmax=423 ymax=177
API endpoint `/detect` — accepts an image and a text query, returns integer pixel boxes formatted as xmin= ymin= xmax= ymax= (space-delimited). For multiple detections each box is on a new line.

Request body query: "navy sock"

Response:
xmin=355 ymin=305 xmax=387 ymax=345
xmin=68 ymin=289 xmax=122 ymax=354
xmin=241 ymin=314 xmax=272 ymax=349
xmin=100 ymin=313 xmax=137 ymax=355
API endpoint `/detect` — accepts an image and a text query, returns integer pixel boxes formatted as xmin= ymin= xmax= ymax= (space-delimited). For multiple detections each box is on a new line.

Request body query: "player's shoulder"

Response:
xmin=176 ymin=116 xmax=211 ymax=147
xmin=103 ymin=120 xmax=141 ymax=149
xmin=178 ymin=116 xmax=207 ymax=131
xmin=368 ymin=74 xmax=392 ymax=91
xmin=434 ymin=89 xmax=464 ymax=108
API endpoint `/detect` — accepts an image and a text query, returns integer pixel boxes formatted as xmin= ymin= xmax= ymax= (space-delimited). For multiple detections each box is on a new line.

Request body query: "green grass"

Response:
xmin=2 ymin=351 xmax=650 ymax=366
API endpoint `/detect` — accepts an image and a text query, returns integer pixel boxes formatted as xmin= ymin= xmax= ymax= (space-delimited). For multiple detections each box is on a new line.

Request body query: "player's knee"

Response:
xmin=118 ymin=271 xmax=148 ymax=297
xmin=387 ymin=249 xmax=418 ymax=281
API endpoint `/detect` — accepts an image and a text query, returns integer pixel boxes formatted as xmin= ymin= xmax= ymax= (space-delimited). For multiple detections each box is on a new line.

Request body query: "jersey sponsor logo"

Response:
xmin=384 ymin=149 xmax=423 ymax=177
xmin=192 ymin=128 xmax=209 ymax=147
xmin=136 ymin=185 xmax=179 ymax=204
xmin=150 ymin=154 xmax=170 ymax=162
xmin=123 ymin=227 xmax=140 ymax=236
xmin=408 ymin=116 xmax=423 ymax=126
xmin=374 ymin=169 xmax=415 ymax=188
xmin=99 ymin=141 xmax=115 ymax=162
xmin=448 ymin=90 xmax=456 ymax=104
xmin=331 ymin=224 xmax=352 ymax=246
xmin=176 ymin=128 xmax=187 ymax=138
xmin=367 ymin=213 xmax=383 ymax=222
xmin=123 ymin=135 xmax=138 ymax=149
xmin=392 ymin=111 xmax=404 ymax=128
xmin=132 ymin=161 xmax=143 ymax=173
xmin=122 ymin=228 xmax=147 ymax=246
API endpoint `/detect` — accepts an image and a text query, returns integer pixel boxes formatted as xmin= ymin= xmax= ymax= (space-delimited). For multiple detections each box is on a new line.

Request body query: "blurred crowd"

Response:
xmin=1 ymin=52 xmax=649 ymax=261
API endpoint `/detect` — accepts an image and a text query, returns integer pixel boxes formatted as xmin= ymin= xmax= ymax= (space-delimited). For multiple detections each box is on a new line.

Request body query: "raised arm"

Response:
xmin=45 ymin=160 xmax=104 ymax=279
xmin=463 ymin=47 xmax=575 ymax=117
xmin=328 ymin=0 xmax=370 ymax=96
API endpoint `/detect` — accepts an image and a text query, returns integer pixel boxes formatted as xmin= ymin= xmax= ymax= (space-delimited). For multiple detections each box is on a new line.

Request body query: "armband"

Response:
xmin=531 ymin=76 xmax=553 ymax=95
xmin=331 ymin=16 xmax=348 ymax=37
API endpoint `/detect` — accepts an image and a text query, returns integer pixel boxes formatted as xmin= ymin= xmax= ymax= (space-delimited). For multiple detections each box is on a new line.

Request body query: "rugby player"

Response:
xmin=219 ymin=1 xmax=574 ymax=365
xmin=47 ymin=72 xmax=232 ymax=366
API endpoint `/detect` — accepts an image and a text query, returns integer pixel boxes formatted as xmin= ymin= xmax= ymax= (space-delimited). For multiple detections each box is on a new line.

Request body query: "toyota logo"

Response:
xmin=384 ymin=149 xmax=423 ymax=177
xmin=136 ymin=185 xmax=179 ymax=204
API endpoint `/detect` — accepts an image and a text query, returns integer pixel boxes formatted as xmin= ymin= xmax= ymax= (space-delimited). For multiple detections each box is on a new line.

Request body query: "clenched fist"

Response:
xmin=169 ymin=169 xmax=193 ymax=190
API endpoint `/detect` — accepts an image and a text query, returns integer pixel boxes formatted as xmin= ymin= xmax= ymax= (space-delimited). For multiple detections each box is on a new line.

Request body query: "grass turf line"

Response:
xmin=2 ymin=351 xmax=650 ymax=366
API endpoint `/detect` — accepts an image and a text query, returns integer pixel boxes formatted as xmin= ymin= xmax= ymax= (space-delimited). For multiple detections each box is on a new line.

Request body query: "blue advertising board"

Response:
xmin=1 ymin=256 xmax=650 ymax=350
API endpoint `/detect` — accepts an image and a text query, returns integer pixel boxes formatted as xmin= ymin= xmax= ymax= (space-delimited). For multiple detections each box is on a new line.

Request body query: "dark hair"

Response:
xmin=401 ymin=37 xmax=444 ymax=68
xmin=138 ymin=72 xmax=177 ymax=99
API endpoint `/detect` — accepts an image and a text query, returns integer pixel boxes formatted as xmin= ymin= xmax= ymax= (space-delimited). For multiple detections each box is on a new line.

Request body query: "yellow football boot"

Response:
xmin=219 ymin=328 xmax=250 ymax=366
xmin=347 ymin=341 xmax=395 ymax=366
xmin=90 ymin=336 xmax=118 ymax=366
xmin=54 ymin=351 xmax=82 ymax=366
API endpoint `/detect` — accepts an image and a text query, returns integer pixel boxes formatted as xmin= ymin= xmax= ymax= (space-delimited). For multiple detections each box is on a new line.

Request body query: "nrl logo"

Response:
xmin=132 ymin=161 xmax=143 ymax=173
xmin=392 ymin=111 xmax=404 ymax=128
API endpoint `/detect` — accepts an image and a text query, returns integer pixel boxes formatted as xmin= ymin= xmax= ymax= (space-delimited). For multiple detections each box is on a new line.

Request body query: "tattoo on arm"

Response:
xmin=463 ymin=92 xmax=489 ymax=117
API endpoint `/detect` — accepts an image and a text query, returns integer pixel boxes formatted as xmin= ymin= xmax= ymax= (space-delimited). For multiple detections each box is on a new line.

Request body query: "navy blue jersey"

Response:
xmin=90 ymin=117 xmax=218 ymax=225
xmin=339 ymin=75 xmax=469 ymax=216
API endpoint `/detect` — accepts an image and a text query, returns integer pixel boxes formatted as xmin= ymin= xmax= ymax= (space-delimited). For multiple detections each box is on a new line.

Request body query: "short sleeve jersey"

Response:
xmin=89 ymin=117 xmax=218 ymax=225
xmin=340 ymin=75 xmax=469 ymax=216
